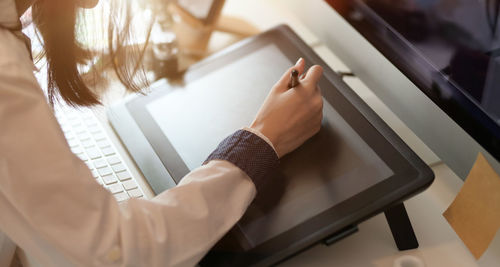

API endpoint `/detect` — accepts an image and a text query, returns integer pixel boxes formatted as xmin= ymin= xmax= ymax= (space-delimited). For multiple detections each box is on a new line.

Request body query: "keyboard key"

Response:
xmin=68 ymin=139 xmax=79 ymax=148
xmin=116 ymin=171 xmax=132 ymax=181
xmin=71 ymin=146 xmax=83 ymax=154
xmin=78 ymin=133 xmax=91 ymax=141
xmin=107 ymin=183 xmax=124 ymax=194
xmin=81 ymin=140 xmax=94 ymax=148
xmin=86 ymin=147 xmax=101 ymax=159
xmin=114 ymin=192 xmax=129 ymax=202
xmin=102 ymin=174 xmax=117 ymax=184
xmin=98 ymin=167 xmax=113 ymax=177
xmin=80 ymin=110 xmax=95 ymax=120
xmin=61 ymin=125 xmax=71 ymax=133
xmin=88 ymin=125 xmax=101 ymax=134
xmin=86 ymin=122 xmax=99 ymax=129
xmin=107 ymin=156 xmax=121 ymax=165
xmin=112 ymin=163 xmax=126 ymax=173
xmin=96 ymin=140 xmax=110 ymax=149
xmin=65 ymin=133 xmax=75 ymax=140
xmin=55 ymin=113 xmax=64 ymax=120
xmin=71 ymin=121 xmax=82 ymax=127
xmin=93 ymin=159 xmax=108 ymax=169
xmin=85 ymin=161 xmax=94 ymax=170
xmin=77 ymin=153 xmax=88 ymax=161
xmin=73 ymin=126 xmax=86 ymax=134
xmin=67 ymin=114 xmax=79 ymax=121
xmin=81 ymin=113 xmax=94 ymax=120
xmin=101 ymin=147 xmax=116 ymax=156
xmin=122 ymin=179 xmax=138 ymax=190
xmin=91 ymin=169 xmax=99 ymax=178
xmin=93 ymin=132 xmax=106 ymax=141
xmin=127 ymin=188 xmax=143 ymax=198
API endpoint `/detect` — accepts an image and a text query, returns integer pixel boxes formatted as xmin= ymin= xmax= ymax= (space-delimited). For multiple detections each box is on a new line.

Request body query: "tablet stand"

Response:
xmin=384 ymin=202 xmax=419 ymax=250
xmin=323 ymin=202 xmax=418 ymax=251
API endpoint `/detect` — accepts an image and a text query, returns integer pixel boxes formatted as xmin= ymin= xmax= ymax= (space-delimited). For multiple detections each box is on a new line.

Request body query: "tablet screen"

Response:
xmin=146 ymin=44 xmax=393 ymax=248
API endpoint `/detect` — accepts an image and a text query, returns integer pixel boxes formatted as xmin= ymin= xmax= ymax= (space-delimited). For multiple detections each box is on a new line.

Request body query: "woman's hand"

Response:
xmin=250 ymin=58 xmax=324 ymax=158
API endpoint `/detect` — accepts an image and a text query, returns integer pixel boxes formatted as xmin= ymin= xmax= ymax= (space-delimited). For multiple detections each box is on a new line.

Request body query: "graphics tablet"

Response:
xmin=107 ymin=25 xmax=434 ymax=266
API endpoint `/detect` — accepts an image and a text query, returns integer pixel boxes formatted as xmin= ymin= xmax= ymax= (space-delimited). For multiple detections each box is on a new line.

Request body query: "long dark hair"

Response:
xmin=31 ymin=0 xmax=151 ymax=107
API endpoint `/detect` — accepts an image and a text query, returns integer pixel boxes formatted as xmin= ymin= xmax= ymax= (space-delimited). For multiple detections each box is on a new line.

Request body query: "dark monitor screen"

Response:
xmin=327 ymin=0 xmax=500 ymax=161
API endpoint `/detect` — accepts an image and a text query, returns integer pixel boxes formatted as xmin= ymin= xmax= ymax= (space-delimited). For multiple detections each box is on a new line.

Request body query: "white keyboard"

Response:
xmin=54 ymin=105 xmax=145 ymax=202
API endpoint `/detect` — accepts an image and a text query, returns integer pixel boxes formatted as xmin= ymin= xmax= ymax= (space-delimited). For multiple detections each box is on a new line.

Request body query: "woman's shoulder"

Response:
xmin=0 ymin=28 xmax=33 ymax=68
xmin=0 ymin=29 xmax=43 ymax=98
xmin=0 ymin=0 xmax=19 ymax=29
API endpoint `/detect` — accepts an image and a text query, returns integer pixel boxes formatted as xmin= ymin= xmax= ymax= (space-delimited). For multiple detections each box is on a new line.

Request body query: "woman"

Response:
xmin=0 ymin=0 xmax=324 ymax=266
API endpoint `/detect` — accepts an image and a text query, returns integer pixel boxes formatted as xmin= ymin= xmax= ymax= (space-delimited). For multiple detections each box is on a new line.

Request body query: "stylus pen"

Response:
xmin=288 ymin=69 xmax=300 ymax=88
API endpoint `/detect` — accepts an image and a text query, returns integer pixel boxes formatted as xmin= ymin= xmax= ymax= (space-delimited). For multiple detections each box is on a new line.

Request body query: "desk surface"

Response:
xmin=89 ymin=0 xmax=500 ymax=266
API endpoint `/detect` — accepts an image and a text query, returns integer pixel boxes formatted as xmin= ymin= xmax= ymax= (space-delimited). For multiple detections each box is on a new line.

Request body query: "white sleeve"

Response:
xmin=0 ymin=29 xmax=265 ymax=267
xmin=0 ymin=231 xmax=16 ymax=267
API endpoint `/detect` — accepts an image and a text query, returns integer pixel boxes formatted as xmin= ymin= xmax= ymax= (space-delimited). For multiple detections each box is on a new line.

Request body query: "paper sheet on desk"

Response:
xmin=443 ymin=153 xmax=500 ymax=259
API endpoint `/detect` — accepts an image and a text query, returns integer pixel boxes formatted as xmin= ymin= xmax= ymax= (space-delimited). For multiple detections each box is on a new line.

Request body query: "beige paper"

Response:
xmin=443 ymin=153 xmax=500 ymax=259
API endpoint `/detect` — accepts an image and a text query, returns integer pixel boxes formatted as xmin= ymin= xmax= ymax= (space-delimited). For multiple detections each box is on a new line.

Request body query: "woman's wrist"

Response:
xmin=203 ymin=129 xmax=280 ymax=193
xmin=242 ymin=127 xmax=278 ymax=158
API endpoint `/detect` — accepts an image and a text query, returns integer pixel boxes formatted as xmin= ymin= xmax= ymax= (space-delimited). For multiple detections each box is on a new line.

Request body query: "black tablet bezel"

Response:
xmin=118 ymin=25 xmax=434 ymax=266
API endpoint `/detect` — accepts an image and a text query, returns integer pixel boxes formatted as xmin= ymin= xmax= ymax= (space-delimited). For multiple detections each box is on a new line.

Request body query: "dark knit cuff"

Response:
xmin=203 ymin=129 xmax=279 ymax=193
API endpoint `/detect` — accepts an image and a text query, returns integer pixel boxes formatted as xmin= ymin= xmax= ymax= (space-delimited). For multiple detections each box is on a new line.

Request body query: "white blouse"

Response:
xmin=0 ymin=0 xmax=277 ymax=266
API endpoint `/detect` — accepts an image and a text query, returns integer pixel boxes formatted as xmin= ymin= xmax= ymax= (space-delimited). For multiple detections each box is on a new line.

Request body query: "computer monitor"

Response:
xmin=290 ymin=0 xmax=500 ymax=179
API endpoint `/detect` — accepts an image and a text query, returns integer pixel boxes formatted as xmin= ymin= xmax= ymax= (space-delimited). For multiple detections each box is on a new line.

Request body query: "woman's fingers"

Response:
xmin=302 ymin=65 xmax=323 ymax=88
xmin=274 ymin=58 xmax=306 ymax=91
xmin=294 ymin=57 xmax=306 ymax=76
xmin=251 ymin=62 xmax=324 ymax=157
